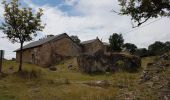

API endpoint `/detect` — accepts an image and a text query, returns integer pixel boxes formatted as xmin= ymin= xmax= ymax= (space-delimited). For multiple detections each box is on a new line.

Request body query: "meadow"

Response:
xmin=0 ymin=57 xmax=156 ymax=100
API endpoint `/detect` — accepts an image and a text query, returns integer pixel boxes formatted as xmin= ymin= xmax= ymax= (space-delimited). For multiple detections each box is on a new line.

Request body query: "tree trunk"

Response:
xmin=0 ymin=50 xmax=2 ymax=73
xmin=18 ymin=42 xmax=23 ymax=72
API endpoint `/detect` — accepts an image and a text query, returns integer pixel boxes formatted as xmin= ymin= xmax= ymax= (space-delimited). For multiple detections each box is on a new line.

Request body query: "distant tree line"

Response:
xmin=108 ymin=33 xmax=138 ymax=54
xmin=108 ymin=33 xmax=170 ymax=57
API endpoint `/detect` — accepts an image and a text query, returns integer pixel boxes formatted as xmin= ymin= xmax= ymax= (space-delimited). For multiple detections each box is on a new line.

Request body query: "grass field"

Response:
xmin=0 ymin=57 xmax=156 ymax=100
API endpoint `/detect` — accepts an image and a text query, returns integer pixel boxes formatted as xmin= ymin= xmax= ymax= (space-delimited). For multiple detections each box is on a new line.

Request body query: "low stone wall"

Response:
xmin=77 ymin=53 xmax=141 ymax=73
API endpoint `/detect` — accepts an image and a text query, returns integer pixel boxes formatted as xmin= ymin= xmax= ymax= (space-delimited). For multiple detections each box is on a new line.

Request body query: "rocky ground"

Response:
xmin=139 ymin=52 xmax=170 ymax=100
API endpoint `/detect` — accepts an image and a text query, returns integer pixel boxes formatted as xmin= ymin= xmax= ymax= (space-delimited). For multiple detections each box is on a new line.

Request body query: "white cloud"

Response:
xmin=0 ymin=3 xmax=4 ymax=19
xmin=34 ymin=0 xmax=132 ymax=41
xmin=0 ymin=0 xmax=170 ymax=59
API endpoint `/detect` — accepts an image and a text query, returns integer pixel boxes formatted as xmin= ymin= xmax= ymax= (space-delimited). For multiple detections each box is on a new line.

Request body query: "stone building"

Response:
xmin=15 ymin=34 xmax=109 ymax=67
xmin=81 ymin=38 xmax=108 ymax=54
xmin=15 ymin=33 xmax=82 ymax=67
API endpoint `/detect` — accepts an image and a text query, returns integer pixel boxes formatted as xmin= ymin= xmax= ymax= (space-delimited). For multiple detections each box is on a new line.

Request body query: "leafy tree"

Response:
xmin=123 ymin=43 xmax=137 ymax=54
xmin=109 ymin=33 xmax=124 ymax=52
xmin=148 ymin=41 xmax=165 ymax=55
xmin=134 ymin=48 xmax=150 ymax=57
xmin=0 ymin=0 xmax=44 ymax=71
xmin=70 ymin=35 xmax=81 ymax=44
xmin=118 ymin=0 xmax=170 ymax=27
xmin=164 ymin=41 xmax=170 ymax=52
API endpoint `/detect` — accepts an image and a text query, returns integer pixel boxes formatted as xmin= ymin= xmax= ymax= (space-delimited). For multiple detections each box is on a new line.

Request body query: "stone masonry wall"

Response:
xmin=83 ymin=40 xmax=104 ymax=54
xmin=16 ymin=36 xmax=82 ymax=67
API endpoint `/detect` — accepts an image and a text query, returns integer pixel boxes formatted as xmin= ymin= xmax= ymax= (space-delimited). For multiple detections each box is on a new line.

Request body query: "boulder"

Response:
xmin=85 ymin=80 xmax=111 ymax=88
xmin=77 ymin=53 xmax=141 ymax=73
xmin=67 ymin=64 xmax=73 ymax=70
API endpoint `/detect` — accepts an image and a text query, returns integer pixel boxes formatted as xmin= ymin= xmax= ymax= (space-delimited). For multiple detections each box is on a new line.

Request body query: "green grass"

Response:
xmin=0 ymin=57 xmax=156 ymax=100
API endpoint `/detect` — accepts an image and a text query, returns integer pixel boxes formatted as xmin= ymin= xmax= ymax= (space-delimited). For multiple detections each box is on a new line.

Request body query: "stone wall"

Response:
xmin=36 ymin=37 xmax=82 ymax=67
xmin=77 ymin=53 xmax=141 ymax=73
xmin=16 ymin=48 xmax=34 ymax=63
xmin=51 ymin=37 xmax=82 ymax=56
xmin=16 ymin=36 xmax=82 ymax=67
xmin=83 ymin=40 xmax=104 ymax=54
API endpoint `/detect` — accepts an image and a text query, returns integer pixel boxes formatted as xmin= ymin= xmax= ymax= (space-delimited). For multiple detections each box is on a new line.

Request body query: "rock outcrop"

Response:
xmin=140 ymin=52 xmax=170 ymax=99
xmin=77 ymin=52 xmax=141 ymax=73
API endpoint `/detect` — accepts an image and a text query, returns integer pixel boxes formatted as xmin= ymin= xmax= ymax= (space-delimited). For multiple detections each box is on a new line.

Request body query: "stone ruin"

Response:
xmin=77 ymin=52 xmax=141 ymax=73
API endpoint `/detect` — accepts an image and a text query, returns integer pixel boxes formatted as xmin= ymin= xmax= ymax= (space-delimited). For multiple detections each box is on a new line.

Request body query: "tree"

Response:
xmin=134 ymin=48 xmax=150 ymax=57
xmin=164 ymin=41 xmax=170 ymax=52
xmin=109 ymin=33 xmax=124 ymax=52
xmin=123 ymin=43 xmax=137 ymax=54
xmin=70 ymin=35 xmax=81 ymax=44
xmin=118 ymin=0 xmax=170 ymax=27
xmin=148 ymin=41 xmax=165 ymax=55
xmin=0 ymin=0 xmax=44 ymax=72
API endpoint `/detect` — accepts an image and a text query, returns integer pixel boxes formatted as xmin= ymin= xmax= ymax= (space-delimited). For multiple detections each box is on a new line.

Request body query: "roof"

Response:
xmin=81 ymin=39 xmax=109 ymax=46
xmin=81 ymin=39 xmax=98 ymax=45
xmin=103 ymin=42 xmax=109 ymax=46
xmin=14 ymin=33 xmax=67 ymax=52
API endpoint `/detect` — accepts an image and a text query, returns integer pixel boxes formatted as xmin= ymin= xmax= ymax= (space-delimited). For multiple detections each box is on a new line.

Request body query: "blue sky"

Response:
xmin=0 ymin=0 xmax=170 ymax=59
xmin=30 ymin=0 xmax=79 ymax=16
xmin=32 ymin=0 xmax=71 ymax=11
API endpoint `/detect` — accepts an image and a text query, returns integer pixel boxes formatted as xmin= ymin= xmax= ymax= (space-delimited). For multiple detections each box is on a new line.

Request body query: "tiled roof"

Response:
xmin=103 ymin=42 xmax=109 ymax=46
xmin=81 ymin=39 xmax=98 ymax=45
xmin=14 ymin=33 xmax=67 ymax=52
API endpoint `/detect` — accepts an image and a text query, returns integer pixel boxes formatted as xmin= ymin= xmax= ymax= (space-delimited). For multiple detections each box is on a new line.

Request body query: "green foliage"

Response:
xmin=0 ymin=0 xmax=44 ymax=43
xmin=148 ymin=41 xmax=165 ymax=55
xmin=148 ymin=41 xmax=168 ymax=55
xmin=123 ymin=43 xmax=137 ymax=54
xmin=115 ymin=60 xmax=125 ymax=71
xmin=109 ymin=33 xmax=124 ymax=52
xmin=0 ymin=0 xmax=44 ymax=71
xmin=135 ymin=48 xmax=151 ymax=57
xmin=118 ymin=0 xmax=170 ymax=26
xmin=164 ymin=41 xmax=170 ymax=52
xmin=115 ymin=59 xmax=140 ymax=73
xmin=70 ymin=35 xmax=81 ymax=44
xmin=16 ymin=69 xmax=42 ymax=80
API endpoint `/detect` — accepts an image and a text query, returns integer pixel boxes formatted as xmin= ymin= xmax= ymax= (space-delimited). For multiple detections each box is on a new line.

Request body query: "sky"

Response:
xmin=0 ymin=0 xmax=170 ymax=59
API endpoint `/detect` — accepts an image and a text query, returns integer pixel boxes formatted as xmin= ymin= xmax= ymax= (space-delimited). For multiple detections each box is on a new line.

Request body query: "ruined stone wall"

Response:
xmin=51 ymin=37 xmax=82 ymax=56
xmin=103 ymin=45 xmax=109 ymax=53
xmin=16 ymin=36 xmax=82 ymax=67
xmin=16 ymin=49 xmax=31 ymax=63
xmin=16 ymin=47 xmax=41 ymax=64
xmin=83 ymin=40 xmax=104 ymax=54
xmin=34 ymin=37 xmax=82 ymax=67
xmin=36 ymin=43 xmax=53 ymax=67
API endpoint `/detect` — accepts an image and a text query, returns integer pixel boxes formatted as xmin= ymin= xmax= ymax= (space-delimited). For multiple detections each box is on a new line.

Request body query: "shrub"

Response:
xmin=115 ymin=60 xmax=125 ymax=71
xmin=16 ymin=69 xmax=42 ymax=80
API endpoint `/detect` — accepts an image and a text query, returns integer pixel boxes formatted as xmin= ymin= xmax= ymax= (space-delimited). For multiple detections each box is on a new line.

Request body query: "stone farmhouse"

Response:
xmin=15 ymin=33 xmax=109 ymax=67
xmin=81 ymin=38 xmax=108 ymax=54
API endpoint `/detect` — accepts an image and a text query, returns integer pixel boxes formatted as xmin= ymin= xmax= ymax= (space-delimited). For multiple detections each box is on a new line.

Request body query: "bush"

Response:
xmin=16 ymin=69 xmax=42 ymax=80
xmin=115 ymin=59 xmax=140 ymax=72
xmin=115 ymin=60 xmax=125 ymax=71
